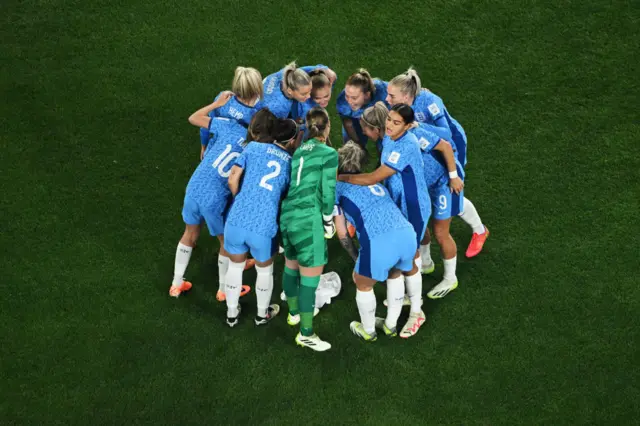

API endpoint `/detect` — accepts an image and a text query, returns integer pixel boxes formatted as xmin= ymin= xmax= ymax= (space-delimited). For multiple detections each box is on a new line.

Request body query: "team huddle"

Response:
xmin=169 ymin=63 xmax=490 ymax=352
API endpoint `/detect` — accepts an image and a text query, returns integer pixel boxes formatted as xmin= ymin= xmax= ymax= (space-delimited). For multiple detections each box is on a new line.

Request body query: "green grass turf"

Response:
xmin=1 ymin=0 xmax=639 ymax=424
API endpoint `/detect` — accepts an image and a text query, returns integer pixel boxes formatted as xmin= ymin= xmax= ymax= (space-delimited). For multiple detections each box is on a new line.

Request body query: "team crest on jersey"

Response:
xmin=428 ymin=103 xmax=441 ymax=116
xmin=388 ymin=151 xmax=401 ymax=164
xmin=415 ymin=112 xmax=426 ymax=121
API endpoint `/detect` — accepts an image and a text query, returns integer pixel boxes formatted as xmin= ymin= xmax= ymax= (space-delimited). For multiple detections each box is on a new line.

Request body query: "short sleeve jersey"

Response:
xmin=225 ymin=142 xmax=292 ymax=238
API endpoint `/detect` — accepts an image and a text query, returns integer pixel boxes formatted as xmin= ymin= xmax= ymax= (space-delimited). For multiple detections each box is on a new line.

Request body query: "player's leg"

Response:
xmin=170 ymin=196 xmax=202 ymax=297
xmin=348 ymin=236 xmax=381 ymax=342
xmin=458 ymin=196 xmax=489 ymax=258
xmin=294 ymin=220 xmax=331 ymax=351
xmin=419 ymin=228 xmax=435 ymax=274
xmin=249 ymin=235 xmax=280 ymax=325
xmin=280 ymin=226 xmax=302 ymax=324
xmin=428 ymin=189 xmax=460 ymax=299
xmin=427 ymin=217 xmax=459 ymax=299
xmin=222 ymin=224 xmax=250 ymax=327
xmin=170 ymin=224 xmax=199 ymax=297
xmin=399 ymin=229 xmax=426 ymax=338
xmin=350 ymin=273 xmax=378 ymax=342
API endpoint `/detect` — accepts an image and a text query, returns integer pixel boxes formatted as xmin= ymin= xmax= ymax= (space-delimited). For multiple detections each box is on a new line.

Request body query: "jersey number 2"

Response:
xmin=260 ymin=161 xmax=281 ymax=191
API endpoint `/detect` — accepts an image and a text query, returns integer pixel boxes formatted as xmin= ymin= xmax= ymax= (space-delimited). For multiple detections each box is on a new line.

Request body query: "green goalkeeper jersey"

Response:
xmin=281 ymin=138 xmax=338 ymax=219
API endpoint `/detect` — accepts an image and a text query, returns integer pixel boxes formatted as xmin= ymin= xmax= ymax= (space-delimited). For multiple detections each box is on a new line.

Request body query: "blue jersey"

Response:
xmin=226 ymin=142 xmax=292 ymax=238
xmin=335 ymin=182 xmax=412 ymax=241
xmin=210 ymin=93 xmax=261 ymax=128
xmin=380 ymin=131 xmax=431 ymax=229
xmin=187 ymin=118 xmax=246 ymax=206
xmin=336 ymin=79 xmax=388 ymax=120
xmin=410 ymin=123 xmax=465 ymax=187
xmin=262 ymin=65 xmax=327 ymax=118
xmin=412 ymin=89 xmax=468 ymax=165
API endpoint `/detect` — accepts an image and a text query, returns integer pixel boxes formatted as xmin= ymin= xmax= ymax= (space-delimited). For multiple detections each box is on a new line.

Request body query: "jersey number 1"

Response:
xmin=296 ymin=157 xmax=304 ymax=186
xmin=259 ymin=161 xmax=281 ymax=191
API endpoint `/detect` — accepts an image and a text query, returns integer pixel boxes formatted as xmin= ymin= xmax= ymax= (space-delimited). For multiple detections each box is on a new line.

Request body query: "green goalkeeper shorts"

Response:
xmin=280 ymin=215 xmax=327 ymax=268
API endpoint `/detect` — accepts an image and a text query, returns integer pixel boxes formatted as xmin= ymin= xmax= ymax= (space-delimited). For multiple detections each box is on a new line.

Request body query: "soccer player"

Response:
xmin=280 ymin=106 xmax=338 ymax=351
xmin=360 ymin=102 xmax=464 ymax=295
xmin=337 ymin=104 xmax=432 ymax=337
xmin=333 ymin=142 xmax=419 ymax=341
xmin=223 ymin=111 xmax=297 ymax=327
xmin=386 ymin=68 xmax=489 ymax=258
xmin=290 ymin=69 xmax=336 ymax=140
xmin=412 ymin=122 xmax=466 ymax=298
xmin=169 ymin=93 xmax=250 ymax=299
xmin=262 ymin=62 xmax=336 ymax=119
xmin=198 ymin=67 xmax=264 ymax=157
xmin=336 ymin=69 xmax=388 ymax=153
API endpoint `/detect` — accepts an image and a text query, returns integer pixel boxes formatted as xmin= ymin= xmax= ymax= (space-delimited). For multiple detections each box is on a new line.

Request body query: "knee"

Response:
xmin=433 ymin=223 xmax=450 ymax=243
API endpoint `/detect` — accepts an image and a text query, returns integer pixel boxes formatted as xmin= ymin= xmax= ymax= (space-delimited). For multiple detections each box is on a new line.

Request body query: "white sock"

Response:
xmin=415 ymin=256 xmax=423 ymax=273
xmin=217 ymin=254 xmax=229 ymax=293
xmin=385 ymin=277 xmax=405 ymax=329
xmin=172 ymin=243 xmax=192 ymax=286
xmin=255 ymin=264 xmax=274 ymax=317
xmin=356 ymin=289 xmax=377 ymax=334
xmin=420 ymin=244 xmax=432 ymax=266
xmin=405 ymin=271 xmax=423 ymax=313
xmin=443 ymin=256 xmax=457 ymax=281
xmin=459 ymin=197 xmax=485 ymax=235
xmin=225 ymin=260 xmax=245 ymax=317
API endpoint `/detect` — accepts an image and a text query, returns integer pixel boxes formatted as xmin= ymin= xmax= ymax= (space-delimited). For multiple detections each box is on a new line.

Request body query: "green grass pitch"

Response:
xmin=1 ymin=0 xmax=639 ymax=424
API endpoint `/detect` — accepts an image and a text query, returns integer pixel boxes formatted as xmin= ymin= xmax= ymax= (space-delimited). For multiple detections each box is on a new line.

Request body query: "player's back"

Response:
xmin=187 ymin=118 xmax=246 ymax=205
xmin=336 ymin=182 xmax=412 ymax=241
xmin=226 ymin=142 xmax=292 ymax=238
xmin=413 ymin=89 xmax=467 ymax=164
xmin=411 ymin=123 xmax=465 ymax=186
xmin=283 ymin=139 xmax=334 ymax=213
xmin=262 ymin=70 xmax=292 ymax=118
xmin=212 ymin=94 xmax=260 ymax=127
xmin=381 ymin=132 xmax=431 ymax=220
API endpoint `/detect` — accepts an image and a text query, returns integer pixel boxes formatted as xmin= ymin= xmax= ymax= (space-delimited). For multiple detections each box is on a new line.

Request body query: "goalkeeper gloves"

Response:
xmin=322 ymin=214 xmax=336 ymax=239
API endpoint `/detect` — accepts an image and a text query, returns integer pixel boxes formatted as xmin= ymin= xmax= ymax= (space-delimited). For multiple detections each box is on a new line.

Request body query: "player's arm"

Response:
xmin=320 ymin=150 xmax=339 ymax=238
xmin=228 ymin=165 xmax=244 ymax=196
xmin=337 ymin=165 xmax=395 ymax=186
xmin=341 ymin=117 xmax=361 ymax=144
xmin=433 ymin=140 xmax=464 ymax=194
xmin=321 ymin=150 xmax=339 ymax=216
xmin=188 ymin=91 xmax=233 ymax=129
xmin=334 ymin=210 xmax=358 ymax=262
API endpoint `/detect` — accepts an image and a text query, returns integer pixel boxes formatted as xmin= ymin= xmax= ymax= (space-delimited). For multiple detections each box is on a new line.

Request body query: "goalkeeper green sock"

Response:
xmin=299 ymin=275 xmax=320 ymax=337
xmin=283 ymin=266 xmax=300 ymax=316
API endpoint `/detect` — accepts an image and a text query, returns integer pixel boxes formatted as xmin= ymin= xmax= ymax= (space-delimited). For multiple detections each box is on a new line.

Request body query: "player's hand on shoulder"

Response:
xmin=449 ymin=177 xmax=464 ymax=194
xmin=212 ymin=91 xmax=234 ymax=108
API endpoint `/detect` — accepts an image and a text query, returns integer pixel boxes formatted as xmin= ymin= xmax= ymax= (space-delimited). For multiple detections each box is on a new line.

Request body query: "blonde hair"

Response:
xmin=338 ymin=141 xmax=365 ymax=173
xmin=282 ymin=61 xmax=312 ymax=92
xmin=346 ymin=68 xmax=375 ymax=95
xmin=361 ymin=101 xmax=388 ymax=133
xmin=306 ymin=106 xmax=330 ymax=139
xmin=232 ymin=67 xmax=263 ymax=102
xmin=389 ymin=67 xmax=421 ymax=99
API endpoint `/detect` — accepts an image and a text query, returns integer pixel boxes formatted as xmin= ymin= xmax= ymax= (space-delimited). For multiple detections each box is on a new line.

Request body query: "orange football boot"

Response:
xmin=169 ymin=281 xmax=192 ymax=298
xmin=465 ymin=227 xmax=489 ymax=258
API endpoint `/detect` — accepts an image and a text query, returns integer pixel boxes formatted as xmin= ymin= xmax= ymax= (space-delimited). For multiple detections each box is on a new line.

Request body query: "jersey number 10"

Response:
xmin=212 ymin=143 xmax=241 ymax=178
